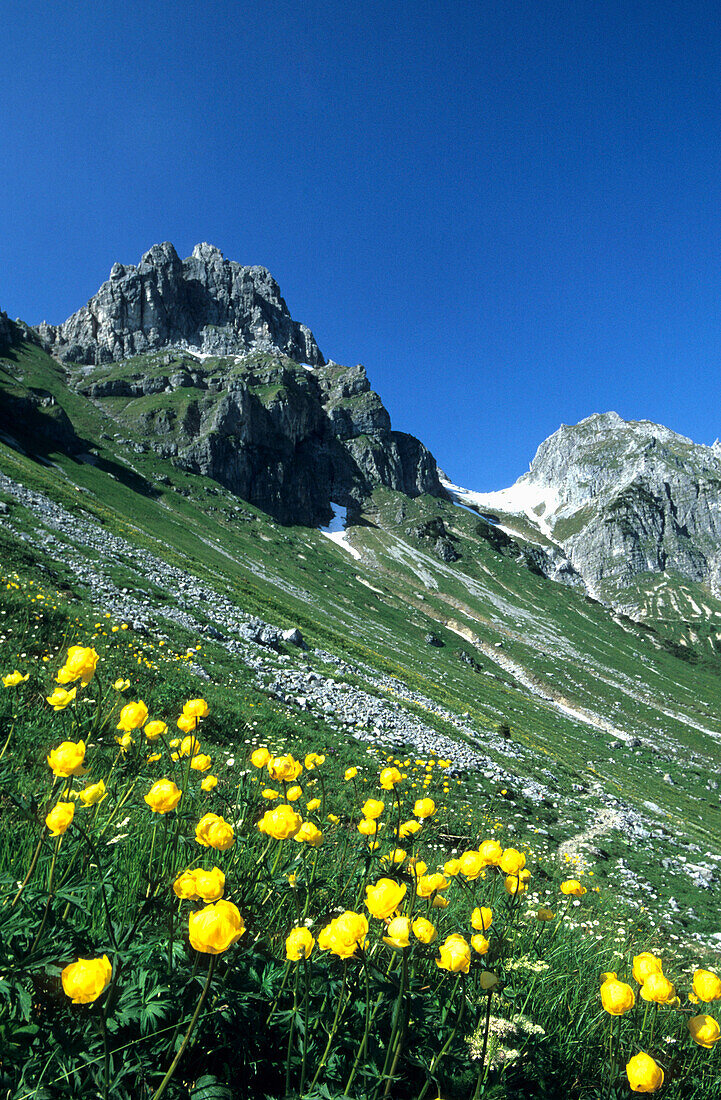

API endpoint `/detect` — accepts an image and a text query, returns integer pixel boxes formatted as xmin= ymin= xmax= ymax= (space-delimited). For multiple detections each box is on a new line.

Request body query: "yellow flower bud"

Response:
xmin=601 ymin=976 xmax=635 ymax=1015
xmin=471 ymin=907 xmax=492 ymax=932
xmin=286 ymin=926 xmax=315 ymax=960
xmin=78 ymin=780 xmax=107 ymax=807
xmin=195 ymin=812 xmax=235 ymax=849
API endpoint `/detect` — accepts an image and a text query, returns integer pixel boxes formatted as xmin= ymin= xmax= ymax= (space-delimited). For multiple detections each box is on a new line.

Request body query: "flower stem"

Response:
xmin=151 ymin=954 xmax=216 ymax=1100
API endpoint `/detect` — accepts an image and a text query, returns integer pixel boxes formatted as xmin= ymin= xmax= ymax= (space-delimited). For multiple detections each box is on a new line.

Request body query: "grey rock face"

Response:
xmin=36 ymin=242 xmax=324 ymax=366
xmin=81 ymin=350 xmax=442 ymax=525
xmin=484 ymin=412 xmax=721 ymax=598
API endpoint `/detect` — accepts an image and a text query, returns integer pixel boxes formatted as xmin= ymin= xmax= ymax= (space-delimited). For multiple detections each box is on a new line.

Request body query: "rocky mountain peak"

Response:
xmin=35 ymin=242 xmax=324 ymax=367
xmin=452 ymin=412 xmax=721 ymax=606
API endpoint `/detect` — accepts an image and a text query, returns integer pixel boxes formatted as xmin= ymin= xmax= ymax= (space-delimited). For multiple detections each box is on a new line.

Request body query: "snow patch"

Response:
xmin=441 ymin=477 xmax=562 ymax=544
xmin=319 ymin=503 xmax=362 ymax=560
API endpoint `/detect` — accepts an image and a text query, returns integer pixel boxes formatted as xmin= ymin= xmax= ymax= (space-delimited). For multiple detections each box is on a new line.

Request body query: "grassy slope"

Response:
xmin=1 ymin=338 xmax=720 ymax=940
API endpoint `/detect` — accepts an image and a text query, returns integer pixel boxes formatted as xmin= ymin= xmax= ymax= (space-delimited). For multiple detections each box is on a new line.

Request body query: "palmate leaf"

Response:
xmin=189 ymin=1073 xmax=233 ymax=1099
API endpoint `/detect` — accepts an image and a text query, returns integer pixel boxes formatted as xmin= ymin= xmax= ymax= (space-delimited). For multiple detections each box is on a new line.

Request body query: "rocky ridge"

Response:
xmin=36 ymin=242 xmax=323 ymax=366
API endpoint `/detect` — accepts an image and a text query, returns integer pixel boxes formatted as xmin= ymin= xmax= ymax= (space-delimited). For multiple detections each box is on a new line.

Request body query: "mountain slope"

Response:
xmin=1 ymin=329 xmax=721 ymax=944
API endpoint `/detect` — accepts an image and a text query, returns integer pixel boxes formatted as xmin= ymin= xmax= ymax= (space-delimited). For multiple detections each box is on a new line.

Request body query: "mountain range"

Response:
xmin=2 ymin=242 xmax=721 ymax=943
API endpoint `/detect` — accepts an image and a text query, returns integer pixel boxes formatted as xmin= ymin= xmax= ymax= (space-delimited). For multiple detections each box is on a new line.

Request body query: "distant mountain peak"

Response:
xmin=35 ymin=241 xmax=324 ymax=367
xmin=447 ymin=412 xmax=721 ymax=607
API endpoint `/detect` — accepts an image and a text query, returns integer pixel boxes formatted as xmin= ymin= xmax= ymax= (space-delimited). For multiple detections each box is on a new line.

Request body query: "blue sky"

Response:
xmin=4 ymin=0 xmax=721 ymax=490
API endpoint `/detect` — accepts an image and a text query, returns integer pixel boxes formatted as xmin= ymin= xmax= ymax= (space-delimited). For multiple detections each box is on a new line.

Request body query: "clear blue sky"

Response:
xmin=4 ymin=0 xmax=721 ymax=490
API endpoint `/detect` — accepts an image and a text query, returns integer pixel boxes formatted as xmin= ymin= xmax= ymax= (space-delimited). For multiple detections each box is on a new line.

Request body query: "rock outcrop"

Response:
xmin=79 ymin=349 xmax=442 ymax=525
xmin=36 ymin=242 xmax=324 ymax=366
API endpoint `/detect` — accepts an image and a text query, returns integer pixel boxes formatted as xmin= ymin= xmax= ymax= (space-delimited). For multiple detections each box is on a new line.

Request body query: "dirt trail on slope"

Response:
xmin=557 ymin=805 xmax=624 ymax=863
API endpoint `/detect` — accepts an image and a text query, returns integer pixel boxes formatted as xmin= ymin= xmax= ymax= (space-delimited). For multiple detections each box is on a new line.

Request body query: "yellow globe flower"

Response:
xmin=499 ymin=848 xmax=526 ymax=875
xmin=640 ymin=973 xmax=676 ymax=1005
xmin=318 ymin=911 xmax=368 ymax=958
xmin=412 ymin=917 xmax=437 ymax=943
xmin=191 ymin=754 xmax=212 ymax=773
xmin=413 ymin=798 xmax=436 ymax=819
xmin=46 ymin=686 xmax=77 ymax=711
xmin=3 ymin=670 xmax=29 ymax=687
xmin=258 ymin=804 xmax=302 ymax=840
xmin=173 ymin=870 xmax=200 ymax=900
xmin=179 ymin=734 xmax=201 ymax=758
xmin=78 ymin=780 xmax=107 ymax=807
xmin=115 ymin=732 xmax=134 ymax=751
xmin=380 ymin=767 xmax=402 ymax=790
xmin=113 ymin=678 xmax=130 ymax=691
xmin=117 ymin=700 xmax=148 ymax=732
xmin=361 ymin=798 xmax=384 ymax=820
xmin=144 ymin=779 xmax=182 ymax=814
xmin=183 ymin=698 xmax=209 ymax=719
xmin=144 ymin=720 xmax=168 ymax=741
xmin=294 ymin=822 xmax=323 ymax=847
xmin=251 ymin=747 xmax=271 ymax=768
xmin=286 ymin=926 xmax=315 ymax=960
xmin=268 ymin=754 xmax=303 ymax=782
xmin=471 ymin=933 xmax=490 ymax=956
xmin=344 ymin=766 xmax=358 ymax=780
xmin=195 ymin=812 xmax=235 ymax=849
xmin=263 ymin=787 xmax=280 ymax=800
xmin=416 ymin=873 xmax=449 ymax=898
xmin=177 ymin=712 xmax=198 ymax=733
xmin=436 ymin=934 xmax=471 ymax=974
xmin=560 ymin=879 xmax=586 ymax=897
xmin=286 ymin=785 xmax=303 ymax=801
xmin=443 ymin=858 xmax=461 ymax=876
xmin=536 ymin=907 xmax=556 ymax=921
xmin=47 ymin=739 xmax=86 ymax=777
xmin=688 ymin=1014 xmax=720 ymax=1049
xmin=471 ymin=907 xmax=493 ymax=932
xmin=45 ymin=800 xmax=75 ymax=836
xmin=201 ymin=775 xmax=218 ymax=792
xmin=306 ymin=798 xmax=321 ymax=812
xmin=193 ymin=867 xmax=226 ymax=902
xmin=304 ymin=752 xmax=325 ymax=770
xmin=479 ymin=971 xmax=499 ymax=991
xmin=61 ymin=955 xmax=112 ymax=1003
xmin=56 ymin=646 xmax=99 ymax=687
xmin=358 ymin=818 xmax=378 ymax=837
xmin=383 ymin=916 xmax=411 ymax=949
xmin=458 ymin=850 xmax=485 ymax=880
xmin=601 ymin=976 xmax=636 ymax=1015
xmin=398 ymin=819 xmax=422 ymax=838
xmin=625 ymin=1052 xmax=664 ymax=1092
xmin=189 ymin=900 xmax=245 ymax=954
xmin=632 ymin=953 xmax=663 ymax=985
xmin=478 ymin=839 xmax=503 ymax=865
xmin=693 ymin=969 xmax=721 ymax=1002
xmin=365 ymin=878 xmax=407 ymax=919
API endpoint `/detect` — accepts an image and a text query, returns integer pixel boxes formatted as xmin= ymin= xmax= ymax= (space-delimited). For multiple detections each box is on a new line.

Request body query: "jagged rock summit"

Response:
xmin=36 ymin=242 xmax=323 ymax=366
xmin=449 ymin=412 xmax=721 ymax=604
